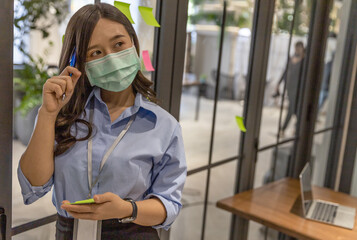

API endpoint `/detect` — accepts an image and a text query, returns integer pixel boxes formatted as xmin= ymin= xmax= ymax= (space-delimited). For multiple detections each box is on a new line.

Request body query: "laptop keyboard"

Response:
xmin=311 ymin=202 xmax=338 ymax=223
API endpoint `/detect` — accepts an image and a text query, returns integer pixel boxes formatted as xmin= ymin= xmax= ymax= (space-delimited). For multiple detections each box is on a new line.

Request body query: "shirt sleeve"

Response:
xmin=17 ymin=164 xmax=54 ymax=205
xmin=144 ymin=122 xmax=187 ymax=231
xmin=17 ymin=111 xmax=54 ymax=205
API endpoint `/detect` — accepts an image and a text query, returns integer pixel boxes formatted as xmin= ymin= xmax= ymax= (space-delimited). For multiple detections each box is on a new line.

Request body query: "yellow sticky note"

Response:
xmin=138 ymin=6 xmax=160 ymax=27
xmin=70 ymin=198 xmax=95 ymax=205
xmin=235 ymin=116 xmax=247 ymax=132
xmin=114 ymin=1 xmax=135 ymax=24
xmin=62 ymin=34 xmax=65 ymax=43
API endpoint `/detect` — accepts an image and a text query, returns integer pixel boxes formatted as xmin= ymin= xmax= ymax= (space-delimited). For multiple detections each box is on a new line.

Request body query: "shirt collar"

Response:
xmin=84 ymin=86 xmax=157 ymax=119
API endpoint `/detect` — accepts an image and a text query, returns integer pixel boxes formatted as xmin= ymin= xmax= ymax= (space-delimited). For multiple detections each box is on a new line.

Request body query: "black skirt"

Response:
xmin=56 ymin=213 xmax=160 ymax=240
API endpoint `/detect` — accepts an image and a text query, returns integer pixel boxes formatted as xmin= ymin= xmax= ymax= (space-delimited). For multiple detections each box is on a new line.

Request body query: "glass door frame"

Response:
xmin=152 ymin=0 xmax=188 ymax=120
xmin=0 ymin=0 xmax=14 ymax=239
xmin=324 ymin=0 xmax=357 ymax=192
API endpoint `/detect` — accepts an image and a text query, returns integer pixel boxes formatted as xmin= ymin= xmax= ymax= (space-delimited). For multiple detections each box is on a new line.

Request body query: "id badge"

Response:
xmin=73 ymin=219 xmax=101 ymax=240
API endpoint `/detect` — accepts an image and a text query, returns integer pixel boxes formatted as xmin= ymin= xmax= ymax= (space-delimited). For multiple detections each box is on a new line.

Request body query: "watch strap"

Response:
xmin=118 ymin=198 xmax=137 ymax=223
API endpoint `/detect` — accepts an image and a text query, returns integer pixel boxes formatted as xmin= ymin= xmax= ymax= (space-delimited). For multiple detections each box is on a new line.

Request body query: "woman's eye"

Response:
xmin=90 ymin=50 xmax=101 ymax=57
xmin=115 ymin=42 xmax=123 ymax=48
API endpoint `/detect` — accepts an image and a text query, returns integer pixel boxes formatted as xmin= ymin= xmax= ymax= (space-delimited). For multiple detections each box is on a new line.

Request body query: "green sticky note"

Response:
xmin=114 ymin=1 xmax=135 ymax=24
xmin=62 ymin=34 xmax=65 ymax=43
xmin=138 ymin=6 xmax=160 ymax=27
xmin=70 ymin=198 xmax=95 ymax=205
xmin=235 ymin=116 xmax=247 ymax=132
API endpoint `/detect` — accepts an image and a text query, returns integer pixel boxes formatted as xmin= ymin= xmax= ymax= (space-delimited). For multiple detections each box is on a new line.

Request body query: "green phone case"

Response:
xmin=70 ymin=198 xmax=95 ymax=205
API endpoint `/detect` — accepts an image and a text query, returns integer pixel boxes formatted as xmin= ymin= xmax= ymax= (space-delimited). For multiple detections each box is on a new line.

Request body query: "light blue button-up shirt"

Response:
xmin=17 ymin=86 xmax=187 ymax=230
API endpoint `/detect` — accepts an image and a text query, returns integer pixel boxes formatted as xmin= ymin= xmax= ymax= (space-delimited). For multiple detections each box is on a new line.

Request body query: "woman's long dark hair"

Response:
xmin=55 ymin=3 xmax=159 ymax=156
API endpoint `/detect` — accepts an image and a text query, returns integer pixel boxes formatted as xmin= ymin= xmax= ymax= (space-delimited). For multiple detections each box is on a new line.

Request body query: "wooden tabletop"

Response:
xmin=217 ymin=178 xmax=357 ymax=240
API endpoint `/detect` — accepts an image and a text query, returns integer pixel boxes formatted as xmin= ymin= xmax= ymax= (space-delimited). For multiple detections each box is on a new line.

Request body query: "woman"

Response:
xmin=17 ymin=3 xmax=187 ymax=239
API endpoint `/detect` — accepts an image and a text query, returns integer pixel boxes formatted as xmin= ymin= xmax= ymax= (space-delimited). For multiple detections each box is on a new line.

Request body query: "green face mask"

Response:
xmin=85 ymin=46 xmax=141 ymax=92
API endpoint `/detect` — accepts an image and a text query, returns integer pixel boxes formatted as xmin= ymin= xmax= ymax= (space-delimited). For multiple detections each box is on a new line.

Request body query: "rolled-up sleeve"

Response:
xmin=17 ymin=164 xmax=54 ymax=205
xmin=144 ymin=122 xmax=187 ymax=231
xmin=17 ymin=111 xmax=54 ymax=205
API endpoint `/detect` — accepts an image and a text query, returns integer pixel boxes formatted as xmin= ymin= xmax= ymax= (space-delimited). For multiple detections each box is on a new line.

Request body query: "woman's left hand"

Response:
xmin=61 ymin=192 xmax=132 ymax=220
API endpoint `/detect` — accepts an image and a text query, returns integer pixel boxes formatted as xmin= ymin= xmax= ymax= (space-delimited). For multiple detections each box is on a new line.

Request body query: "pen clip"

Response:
xmin=62 ymin=46 xmax=77 ymax=101
xmin=69 ymin=47 xmax=76 ymax=77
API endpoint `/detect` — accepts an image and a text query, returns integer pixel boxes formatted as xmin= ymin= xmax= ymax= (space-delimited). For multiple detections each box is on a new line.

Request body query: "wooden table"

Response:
xmin=217 ymin=178 xmax=357 ymax=240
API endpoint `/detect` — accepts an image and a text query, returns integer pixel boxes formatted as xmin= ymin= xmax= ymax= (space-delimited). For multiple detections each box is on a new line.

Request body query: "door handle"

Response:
xmin=0 ymin=207 xmax=6 ymax=240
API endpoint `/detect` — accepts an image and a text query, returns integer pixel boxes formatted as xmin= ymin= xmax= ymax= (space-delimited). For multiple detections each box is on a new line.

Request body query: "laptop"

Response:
xmin=299 ymin=162 xmax=356 ymax=229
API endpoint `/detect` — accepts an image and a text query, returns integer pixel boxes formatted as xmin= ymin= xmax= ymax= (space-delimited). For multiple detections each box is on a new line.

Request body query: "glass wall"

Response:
xmin=255 ymin=0 xmax=313 ymax=192
xmin=174 ymin=0 xmax=255 ymax=239
xmin=249 ymin=0 xmax=353 ymax=238
xmin=311 ymin=0 xmax=347 ymax=187
xmin=259 ymin=0 xmax=312 ymax=148
xmin=250 ymin=0 xmax=313 ymax=238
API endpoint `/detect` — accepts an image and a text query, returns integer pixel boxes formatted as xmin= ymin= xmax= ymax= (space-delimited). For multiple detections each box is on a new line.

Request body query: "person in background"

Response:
xmin=273 ymin=41 xmax=305 ymax=138
xmin=318 ymin=52 xmax=334 ymax=112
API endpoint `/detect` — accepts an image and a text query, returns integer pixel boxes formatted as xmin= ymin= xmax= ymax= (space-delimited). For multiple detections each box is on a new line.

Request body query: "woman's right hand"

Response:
xmin=41 ymin=66 xmax=82 ymax=117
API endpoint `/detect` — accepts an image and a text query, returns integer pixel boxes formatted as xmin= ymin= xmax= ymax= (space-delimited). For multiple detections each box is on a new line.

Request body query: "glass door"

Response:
xmin=246 ymin=0 xmax=357 ymax=238
xmin=170 ymin=0 xmax=256 ymax=239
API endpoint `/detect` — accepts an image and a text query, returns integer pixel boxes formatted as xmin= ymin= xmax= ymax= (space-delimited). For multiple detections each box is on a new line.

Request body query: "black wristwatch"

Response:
xmin=118 ymin=198 xmax=137 ymax=223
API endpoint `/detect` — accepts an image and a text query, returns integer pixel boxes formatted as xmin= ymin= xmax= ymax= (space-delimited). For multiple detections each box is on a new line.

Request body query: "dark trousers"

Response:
xmin=282 ymin=105 xmax=294 ymax=131
xmin=282 ymin=96 xmax=297 ymax=131
xmin=56 ymin=214 xmax=160 ymax=240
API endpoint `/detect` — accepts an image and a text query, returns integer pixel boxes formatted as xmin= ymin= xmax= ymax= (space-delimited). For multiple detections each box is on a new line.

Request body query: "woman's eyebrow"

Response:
xmin=87 ymin=34 xmax=126 ymax=51
xmin=87 ymin=44 xmax=100 ymax=51
xmin=110 ymin=34 xmax=125 ymax=41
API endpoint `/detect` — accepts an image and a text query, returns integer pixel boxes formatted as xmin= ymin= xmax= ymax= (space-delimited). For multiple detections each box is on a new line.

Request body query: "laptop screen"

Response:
xmin=300 ymin=162 xmax=314 ymax=216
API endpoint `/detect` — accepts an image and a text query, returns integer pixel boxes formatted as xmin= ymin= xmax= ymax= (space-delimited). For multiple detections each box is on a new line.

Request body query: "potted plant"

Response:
xmin=13 ymin=52 xmax=59 ymax=145
xmin=13 ymin=0 xmax=68 ymax=145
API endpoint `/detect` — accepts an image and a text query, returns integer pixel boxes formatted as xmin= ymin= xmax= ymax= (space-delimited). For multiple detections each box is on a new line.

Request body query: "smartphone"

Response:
xmin=70 ymin=198 xmax=95 ymax=205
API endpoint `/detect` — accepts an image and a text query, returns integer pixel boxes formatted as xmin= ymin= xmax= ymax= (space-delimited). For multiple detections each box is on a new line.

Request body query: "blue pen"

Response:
xmin=62 ymin=47 xmax=77 ymax=101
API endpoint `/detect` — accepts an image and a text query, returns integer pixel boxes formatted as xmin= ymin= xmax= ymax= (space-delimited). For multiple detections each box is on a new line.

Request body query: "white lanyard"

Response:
xmin=87 ymin=101 xmax=136 ymax=198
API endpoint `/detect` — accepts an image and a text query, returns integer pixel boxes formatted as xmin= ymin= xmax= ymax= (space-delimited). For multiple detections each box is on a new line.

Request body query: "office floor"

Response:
xmin=11 ymin=92 xmax=327 ymax=240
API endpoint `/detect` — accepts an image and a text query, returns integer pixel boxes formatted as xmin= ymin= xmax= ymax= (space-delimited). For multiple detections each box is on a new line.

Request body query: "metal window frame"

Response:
xmin=151 ymin=1 xmax=188 ymax=239
xmin=337 ymin=7 xmax=357 ymax=193
xmin=272 ymin=0 xmax=304 ymax=181
xmin=0 ymin=0 xmax=14 ymax=239
xmin=230 ymin=0 xmax=276 ymax=239
xmin=159 ymin=1 xmax=242 ymax=239
xmin=324 ymin=0 xmax=357 ymax=191
xmin=292 ymin=0 xmax=333 ymax=178
xmin=152 ymin=0 xmax=188 ymax=121
xmin=199 ymin=2 xmax=228 ymax=239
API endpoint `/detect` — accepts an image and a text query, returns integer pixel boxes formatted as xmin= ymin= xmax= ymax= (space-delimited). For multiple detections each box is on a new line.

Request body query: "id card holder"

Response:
xmin=73 ymin=219 xmax=101 ymax=240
